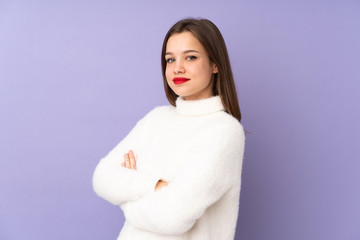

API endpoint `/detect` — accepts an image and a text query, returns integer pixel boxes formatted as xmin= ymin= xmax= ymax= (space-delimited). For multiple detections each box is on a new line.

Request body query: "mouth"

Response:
xmin=173 ymin=77 xmax=190 ymax=85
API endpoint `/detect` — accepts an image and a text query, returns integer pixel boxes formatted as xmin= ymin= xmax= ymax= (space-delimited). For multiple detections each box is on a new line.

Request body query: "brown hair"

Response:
xmin=161 ymin=18 xmax=242 ymax=122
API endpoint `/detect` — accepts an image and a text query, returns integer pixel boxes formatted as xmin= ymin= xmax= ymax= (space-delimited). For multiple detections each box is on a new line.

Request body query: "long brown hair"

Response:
xmin=161 ymin=18 xmax=242 ymax=122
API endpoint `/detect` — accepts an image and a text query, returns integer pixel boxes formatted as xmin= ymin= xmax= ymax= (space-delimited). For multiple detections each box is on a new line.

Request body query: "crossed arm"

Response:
xmin=121 ymin=150 xmax=169 ymax=191
xmin=94 ymin=121 xmax=244 ymax=235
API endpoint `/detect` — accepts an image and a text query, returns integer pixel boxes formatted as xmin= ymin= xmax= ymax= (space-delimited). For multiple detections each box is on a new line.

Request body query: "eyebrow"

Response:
xmin=165 ymin=50 xmax=200 ymax=55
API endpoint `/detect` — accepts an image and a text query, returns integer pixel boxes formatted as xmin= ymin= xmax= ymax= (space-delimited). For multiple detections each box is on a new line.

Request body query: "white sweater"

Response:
xmin=92 ymin=96 xmax=245 ymax=240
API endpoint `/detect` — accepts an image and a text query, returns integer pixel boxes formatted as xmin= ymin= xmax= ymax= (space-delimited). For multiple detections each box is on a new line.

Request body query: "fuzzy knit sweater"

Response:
xmin=92 ymin=96 xmax=245 ymax=240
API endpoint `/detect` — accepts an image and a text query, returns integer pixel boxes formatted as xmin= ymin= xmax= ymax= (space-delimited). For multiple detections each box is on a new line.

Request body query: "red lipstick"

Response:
xmin=173 ymin=77 xmax=190 ymax=85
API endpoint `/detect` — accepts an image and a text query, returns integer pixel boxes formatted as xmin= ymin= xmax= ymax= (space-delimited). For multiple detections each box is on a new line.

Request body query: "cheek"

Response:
xmin=192 ymin=61 xmax=209 ymax=74
xmin=165 ymin=67 xmax=173 ymax=85
xmin=165 ymin=65 xmax=172 ymax=79
xmin=195 ymin=63 xmax=212 ymax=81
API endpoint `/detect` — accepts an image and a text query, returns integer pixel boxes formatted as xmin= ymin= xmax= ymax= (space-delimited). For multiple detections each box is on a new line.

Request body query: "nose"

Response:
xmin=174 ymin=60 xmax=185 ymax=74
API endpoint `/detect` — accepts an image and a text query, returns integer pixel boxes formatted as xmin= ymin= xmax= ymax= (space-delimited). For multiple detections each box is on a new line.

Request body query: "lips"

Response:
xmin=173 ymin=77 xmax=190 ymax=85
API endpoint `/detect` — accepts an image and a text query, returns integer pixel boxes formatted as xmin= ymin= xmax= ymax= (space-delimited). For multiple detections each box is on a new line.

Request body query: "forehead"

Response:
xmin=166 ymin=31 xmax=205 ymax=53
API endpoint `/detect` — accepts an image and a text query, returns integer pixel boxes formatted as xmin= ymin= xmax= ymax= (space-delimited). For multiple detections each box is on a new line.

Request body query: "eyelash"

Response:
xmin=166 ymin=56 xmax=197 ymax=63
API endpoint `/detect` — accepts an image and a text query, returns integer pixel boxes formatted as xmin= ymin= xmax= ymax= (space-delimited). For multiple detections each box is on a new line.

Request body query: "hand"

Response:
xmin=155 ymin=179 xmax=169 ymax=191
xmin=121 ymin=150 xmax=136 ymax=170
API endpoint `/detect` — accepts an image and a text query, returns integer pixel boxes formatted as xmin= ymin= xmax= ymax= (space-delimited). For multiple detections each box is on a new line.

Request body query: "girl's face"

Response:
xmin=165 ymin=31 xmax=218 ymax=101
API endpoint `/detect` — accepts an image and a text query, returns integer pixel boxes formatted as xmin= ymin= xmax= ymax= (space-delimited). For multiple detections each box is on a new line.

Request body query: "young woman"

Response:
xmin=93 ymin=18 xmax=245 ymax=240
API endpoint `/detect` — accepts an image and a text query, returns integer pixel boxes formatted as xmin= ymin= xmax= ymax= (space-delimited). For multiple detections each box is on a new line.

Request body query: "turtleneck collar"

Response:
xmin=175 ymin=95 xmax=225 ymax=116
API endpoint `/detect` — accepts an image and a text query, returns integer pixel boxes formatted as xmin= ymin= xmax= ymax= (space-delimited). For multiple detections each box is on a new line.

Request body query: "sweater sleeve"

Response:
xmin=92 ymin=108 xmax=161 ymax=205
xmin=121 ymin=123 xmax=245 ymax=235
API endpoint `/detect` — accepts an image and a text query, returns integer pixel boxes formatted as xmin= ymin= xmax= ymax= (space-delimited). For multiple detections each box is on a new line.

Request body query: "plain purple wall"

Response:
xmin=0 ymin=1 xmax=359 ymax=239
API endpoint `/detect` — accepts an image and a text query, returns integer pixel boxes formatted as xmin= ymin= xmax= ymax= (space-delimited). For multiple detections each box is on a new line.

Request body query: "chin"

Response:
xmin=170 ymin=88 xmax=190 ymax=97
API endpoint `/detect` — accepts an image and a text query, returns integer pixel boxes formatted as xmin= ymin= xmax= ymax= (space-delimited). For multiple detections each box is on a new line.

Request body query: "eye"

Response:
xmin=186 ymin=56 xmax=197 ymax=61
xmin=166 ymin=58 xmax=175 ymax=63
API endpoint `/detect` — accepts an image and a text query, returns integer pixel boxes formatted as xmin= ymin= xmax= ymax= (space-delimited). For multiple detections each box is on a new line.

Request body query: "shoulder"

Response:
xmin=208 ymin=113 xmax=245 ymax=156
xmin=185 ymin=112 xmax=245 ymax=164
xmin=204 ymin=111 xmax=244 ymax=139
xmin=190 ymin=112 xmax=245 ymax=150
xmin=135 ymin=104 xmax=174 ymax=126
xmin=142 ymin=105 xmax=174 ymax=119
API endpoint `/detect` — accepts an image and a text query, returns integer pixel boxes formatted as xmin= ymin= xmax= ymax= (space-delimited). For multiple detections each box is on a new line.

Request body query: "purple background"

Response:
xmin=1 ymin=1 xmax=359 ymax=239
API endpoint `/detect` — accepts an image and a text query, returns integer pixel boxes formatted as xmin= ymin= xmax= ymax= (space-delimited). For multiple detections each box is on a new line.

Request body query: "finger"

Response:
xmin=155 ymin=180 xmax=169 ymax=191
xmin=125 ymin=153 xmax=130 ymax=168
xmin=129 ymin=150 xmax=136 ymax=170
xmin=122 ymin=154 xmax=127 ymax=167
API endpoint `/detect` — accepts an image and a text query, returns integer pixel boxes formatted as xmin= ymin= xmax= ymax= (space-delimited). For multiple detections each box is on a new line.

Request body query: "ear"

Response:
xmin=212 ymin=64 xmax=218 ymax=74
